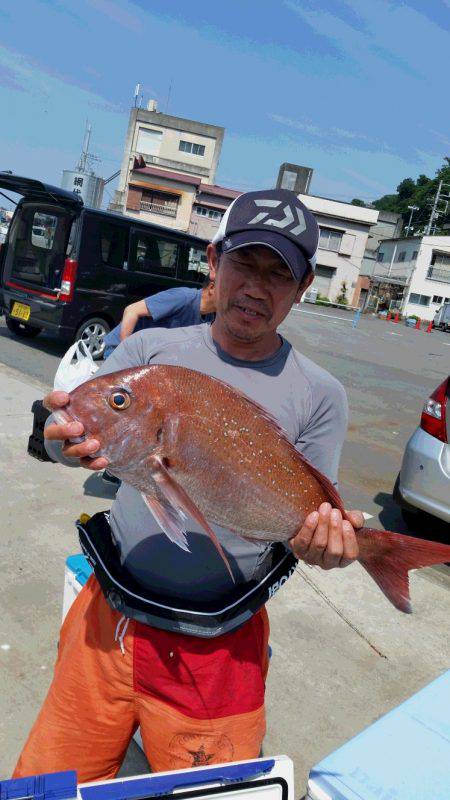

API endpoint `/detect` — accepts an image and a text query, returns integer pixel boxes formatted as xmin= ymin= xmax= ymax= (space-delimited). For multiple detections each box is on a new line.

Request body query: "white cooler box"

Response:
xmin=306 ymin=669 xmax=450 ymax=800
xmin=0 ymin=756 xmax=294 ymax=800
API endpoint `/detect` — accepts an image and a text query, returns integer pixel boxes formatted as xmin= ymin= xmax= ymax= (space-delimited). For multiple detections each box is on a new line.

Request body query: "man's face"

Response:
xmin=208 ymin=244 xmax=312 ymax=342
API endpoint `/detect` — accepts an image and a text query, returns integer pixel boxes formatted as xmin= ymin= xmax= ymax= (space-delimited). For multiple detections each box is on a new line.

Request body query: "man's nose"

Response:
xmin=243 ymin=273 xmax=270 ymax=299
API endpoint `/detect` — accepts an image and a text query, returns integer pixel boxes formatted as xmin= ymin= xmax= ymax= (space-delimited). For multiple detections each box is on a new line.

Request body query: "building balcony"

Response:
xmin=426 ymin=266 xmax=450 ymax=284
xmin=138 ymin=154 xmax=210 ymax=177
xmin=140 ymin=200 xmax=177 ymax=218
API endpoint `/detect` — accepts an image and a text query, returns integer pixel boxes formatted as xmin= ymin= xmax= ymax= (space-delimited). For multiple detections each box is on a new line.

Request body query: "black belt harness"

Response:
xmin=76 ymin=511 xmax=298 ymax=638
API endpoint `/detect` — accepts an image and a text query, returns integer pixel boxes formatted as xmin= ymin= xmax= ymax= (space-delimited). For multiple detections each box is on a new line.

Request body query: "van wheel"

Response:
xmin=5 ymin=315 xmax=42 ymax=338
xmin=75 ymin=317 xmax=111 ymax=360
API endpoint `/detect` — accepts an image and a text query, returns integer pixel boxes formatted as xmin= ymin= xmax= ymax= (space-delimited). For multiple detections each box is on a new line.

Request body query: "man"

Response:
xmin=14 ymin=189 xmax=363 ymax=781
xmin=103 ymin=277 xmax=216 ymax=359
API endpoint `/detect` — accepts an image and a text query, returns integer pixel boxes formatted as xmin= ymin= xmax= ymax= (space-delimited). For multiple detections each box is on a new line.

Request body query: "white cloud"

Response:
xmin=85 ymin=0 xmax=143 ymax=33
xmin=284 ymin=0 xmax=446 ymax=81
xmin=269 ymin=112 xmax=384 ymax=148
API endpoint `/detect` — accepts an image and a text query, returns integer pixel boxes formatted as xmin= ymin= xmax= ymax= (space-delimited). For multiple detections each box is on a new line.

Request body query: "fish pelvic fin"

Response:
xmin=357 ymin=527 xmax=450 ymax=613
xmin=150 ymin=455 xmax=235 ymax=583
xmin=142 ymin=493 xmax=190 ymax=553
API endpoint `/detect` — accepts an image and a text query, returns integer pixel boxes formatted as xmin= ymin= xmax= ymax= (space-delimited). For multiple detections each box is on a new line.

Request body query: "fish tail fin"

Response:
xmin=357 ymin=527 xmax=450 ymax=613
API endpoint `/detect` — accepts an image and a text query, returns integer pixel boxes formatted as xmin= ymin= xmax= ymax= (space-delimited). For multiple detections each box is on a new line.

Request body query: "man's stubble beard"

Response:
xmin=222 ymin=309 xmax=266 ymax=343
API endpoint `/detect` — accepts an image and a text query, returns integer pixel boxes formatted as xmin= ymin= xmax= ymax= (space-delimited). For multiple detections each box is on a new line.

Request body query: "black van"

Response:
xmin=0 ymin=173 xmax=209 ymax=358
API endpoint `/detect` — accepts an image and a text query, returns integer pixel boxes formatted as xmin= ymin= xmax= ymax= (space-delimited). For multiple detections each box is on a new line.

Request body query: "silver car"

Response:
xmin=394 ymin=376 xmax=450 ymax=528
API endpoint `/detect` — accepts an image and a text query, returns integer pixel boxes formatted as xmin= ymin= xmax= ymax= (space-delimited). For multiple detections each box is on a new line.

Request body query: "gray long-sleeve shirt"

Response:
xmin=47 ymin=323 xmax=348 ymax=603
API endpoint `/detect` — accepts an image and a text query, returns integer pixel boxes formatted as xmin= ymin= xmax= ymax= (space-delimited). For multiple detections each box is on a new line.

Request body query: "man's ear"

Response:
xmin=295 ymin=272 xmax=314 ymax=303
xmin=207 ymin=243 xmax=219 ymax=282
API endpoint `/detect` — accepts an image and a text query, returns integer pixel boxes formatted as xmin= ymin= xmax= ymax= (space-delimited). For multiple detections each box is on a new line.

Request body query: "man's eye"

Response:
xmin=273 ymin=271 xmax=290 ymax=280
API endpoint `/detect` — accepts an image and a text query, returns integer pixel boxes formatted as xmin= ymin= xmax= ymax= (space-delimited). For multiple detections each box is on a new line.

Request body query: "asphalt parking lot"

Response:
xmin=281 ymin=305 xmax=449 ymax=538
xmin=0 ymin=306 xmax=449 ymax=794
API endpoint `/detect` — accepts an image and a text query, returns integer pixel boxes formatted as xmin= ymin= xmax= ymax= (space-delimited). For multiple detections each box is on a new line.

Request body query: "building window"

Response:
xmin=397 ymin=251 xmax=406 ymax=262
xmin=412 ymin=250 xmax=418 ymax=260
xmin=179 ymin=140 xmax=205 ymax=157
xmin=432 ymin=295 xmax=443 ymax=304
xmin=433 ymin=252 xmax=450 ymax=267
xmin=136 ymin=128 xmax=163 ymax=157
xmin=195 ymin=205 xmax=222 ymax=220
xmin=318 ymin=228 xmax=343 ymax=252
xmin=140 ymin=189 xmax=179 ymax=218
xmin=408 ymin=293 xmax=431 ymax=306
xmin=427 ymin=251 xmax=450 ymax=284
xmin=376 ymin=251 xmax=384 ymax=263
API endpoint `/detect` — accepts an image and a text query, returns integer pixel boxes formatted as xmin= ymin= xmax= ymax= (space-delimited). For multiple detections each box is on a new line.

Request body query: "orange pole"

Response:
xmin=426 ymin=321 xmax=433 ymax=333
xmin=394 ymin=312 xmax=400 ymax=323
xmin=415 ymin=318 xmax=421 ymax=329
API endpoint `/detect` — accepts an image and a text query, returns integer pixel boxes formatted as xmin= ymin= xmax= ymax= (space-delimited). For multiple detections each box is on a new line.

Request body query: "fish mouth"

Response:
xmin=52 ymin=407 xmax=87 ymax=444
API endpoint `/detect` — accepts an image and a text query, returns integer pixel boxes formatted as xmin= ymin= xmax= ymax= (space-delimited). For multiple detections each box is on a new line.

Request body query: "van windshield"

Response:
xmin=5 ymin=202 xmax=76 ymax=290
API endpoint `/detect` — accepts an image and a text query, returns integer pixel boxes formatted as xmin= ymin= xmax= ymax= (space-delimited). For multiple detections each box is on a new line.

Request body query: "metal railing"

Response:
xmin=141 ymin=154 xmax=209 ymax=177
xmin=140 ymin=200 xmax=177 ymax=218
xmin=426 ymin=267 xmax=450 ymax=284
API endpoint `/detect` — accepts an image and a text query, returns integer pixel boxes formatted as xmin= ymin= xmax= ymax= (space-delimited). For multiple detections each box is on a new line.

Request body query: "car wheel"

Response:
xmin=5 ymin=315 xmax=42 ymax=338
xmin=75 ymin=317 xmax=111 ymax=360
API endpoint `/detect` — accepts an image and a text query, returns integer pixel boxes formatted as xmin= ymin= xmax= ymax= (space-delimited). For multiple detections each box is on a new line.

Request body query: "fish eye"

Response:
xmin=109 ymin=390 xmax=131 ymax=411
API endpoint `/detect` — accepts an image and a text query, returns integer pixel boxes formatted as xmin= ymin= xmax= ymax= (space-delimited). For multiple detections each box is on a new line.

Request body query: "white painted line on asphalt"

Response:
xmin=363 ymin=512 xmax=374 ymax=521
xmin=292 ymin=308 xmax=353 ymax=322
xmin=388 ymin=332 xmax=402 ymax=336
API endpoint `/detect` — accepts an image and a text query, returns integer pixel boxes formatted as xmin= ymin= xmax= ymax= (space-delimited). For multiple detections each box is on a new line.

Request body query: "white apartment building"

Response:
xmin=374 ymin=236 xmax=450 ymax=320
xmin=298 ymin=194 xmax=379 ymax=304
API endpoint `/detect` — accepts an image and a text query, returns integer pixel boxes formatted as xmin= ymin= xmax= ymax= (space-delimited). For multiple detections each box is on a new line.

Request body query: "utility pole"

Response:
xmin=425 ymin=180 xmax=450 ymax=235
xmin=405 ymin=205 xmax=419 ymax=237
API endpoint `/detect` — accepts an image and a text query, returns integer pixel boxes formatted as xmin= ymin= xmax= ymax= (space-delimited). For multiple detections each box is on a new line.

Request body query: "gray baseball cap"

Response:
xmin=213 ymin=189 xmax=319 ymax=281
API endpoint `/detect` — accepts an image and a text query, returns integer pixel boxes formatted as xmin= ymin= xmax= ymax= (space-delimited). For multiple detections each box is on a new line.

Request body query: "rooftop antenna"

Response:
xmin=165 ymin=78 xmax=173 ymax=114
xmin=134 ymin=83 xmax=141 ymax=108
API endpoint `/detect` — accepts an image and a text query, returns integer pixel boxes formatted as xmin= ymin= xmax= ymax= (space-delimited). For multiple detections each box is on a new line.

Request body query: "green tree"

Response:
xmin=351 ymin=198 xmax=366 ymax=207
xmin=371 ymin=159 xmax=450 ymax=235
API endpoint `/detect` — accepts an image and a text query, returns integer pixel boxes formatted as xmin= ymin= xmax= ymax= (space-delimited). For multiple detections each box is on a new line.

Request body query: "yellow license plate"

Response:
xmin=11 ymin=302 xmax=31 ymax=321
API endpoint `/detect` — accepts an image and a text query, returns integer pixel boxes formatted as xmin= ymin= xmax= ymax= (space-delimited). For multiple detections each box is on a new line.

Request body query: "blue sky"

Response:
xmin=0 ymin=0 xmax=449 ymax=207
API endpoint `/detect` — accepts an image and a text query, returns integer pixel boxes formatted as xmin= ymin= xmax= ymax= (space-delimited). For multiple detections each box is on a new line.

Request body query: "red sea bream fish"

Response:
xmin=56 ymin=364 xmax=450 ymax=612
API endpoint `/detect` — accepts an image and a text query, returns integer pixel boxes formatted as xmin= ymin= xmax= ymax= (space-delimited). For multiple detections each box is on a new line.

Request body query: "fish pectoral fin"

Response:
xmin=141 ymin=492 xmax=190 ymax=553
xmin=149 ymin=455 xmax=235 ymax=583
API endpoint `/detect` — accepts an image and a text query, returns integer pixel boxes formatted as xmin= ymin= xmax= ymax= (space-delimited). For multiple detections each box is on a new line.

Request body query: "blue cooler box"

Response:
xmin=306 ymin=670 xmax=450 ymax=799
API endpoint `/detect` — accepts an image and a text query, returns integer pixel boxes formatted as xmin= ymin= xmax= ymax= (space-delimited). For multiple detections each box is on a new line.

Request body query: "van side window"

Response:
xmin=177 ymin=244 xmax=208 ymax=284
xmin=130 ymin=232 xmax=178 ymax=276
xmin=101 ymin=222 xmax=129 ymax=269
